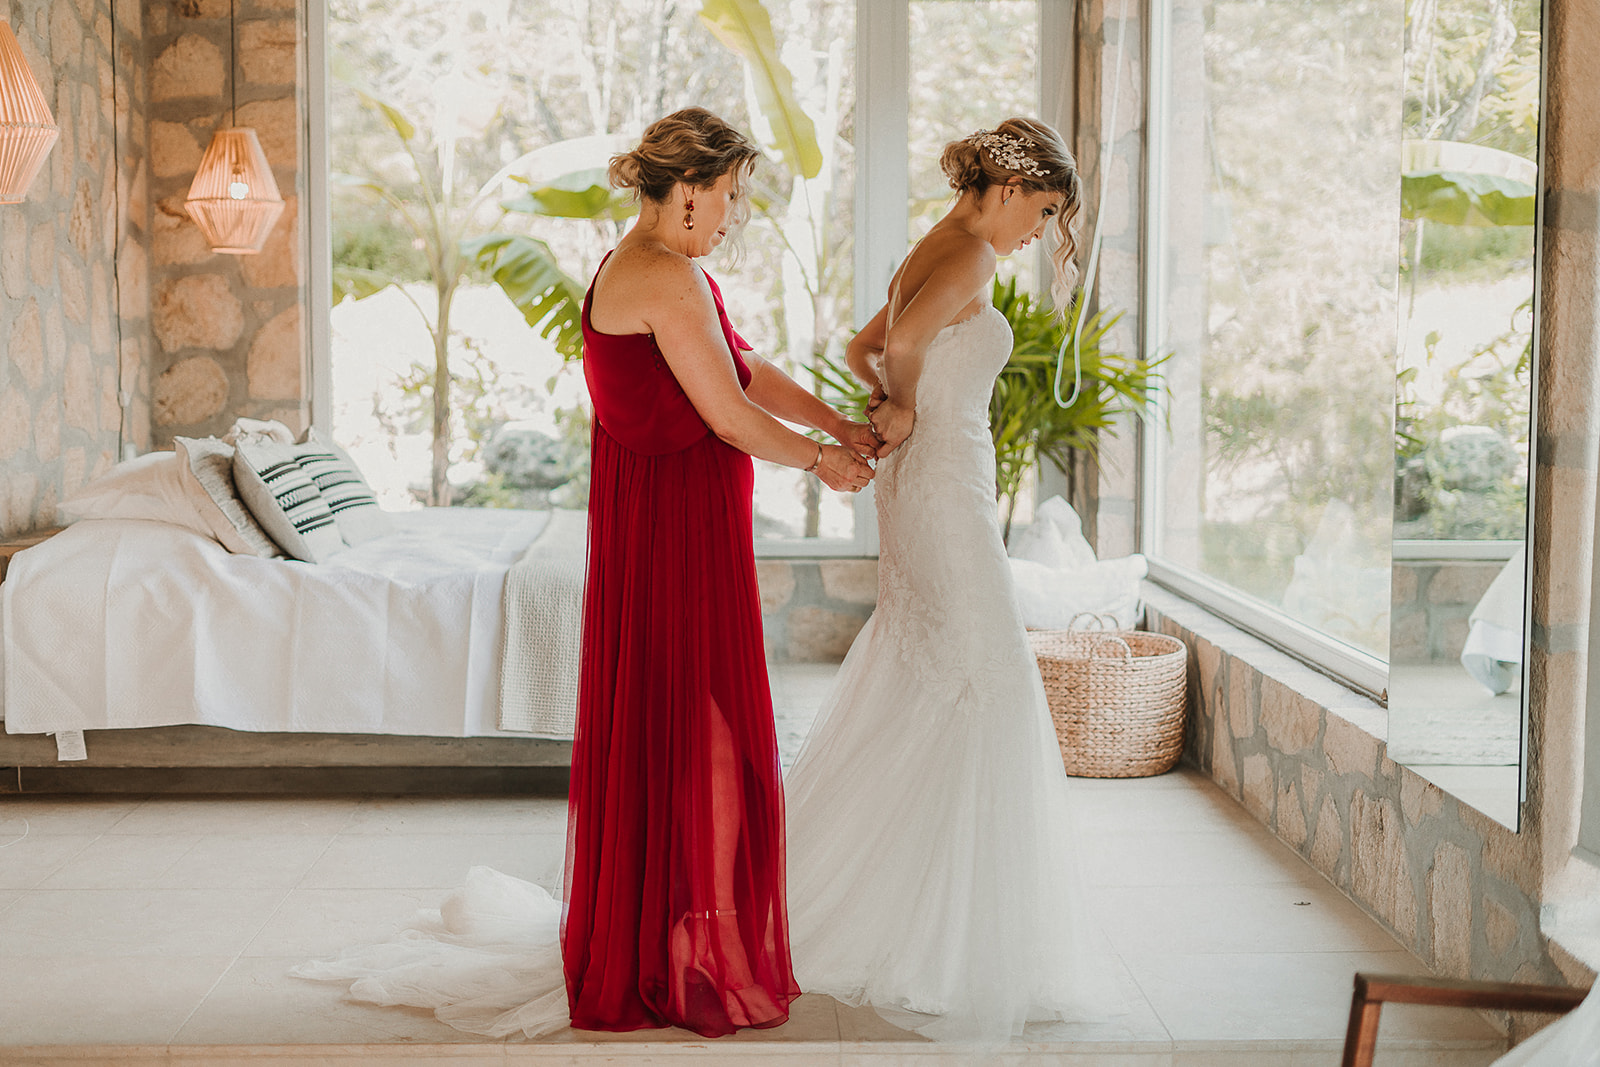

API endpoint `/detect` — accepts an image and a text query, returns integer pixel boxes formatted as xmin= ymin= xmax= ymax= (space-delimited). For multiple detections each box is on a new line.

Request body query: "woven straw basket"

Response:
xmin=1029 ymin=619 xmax=1188 ymax=778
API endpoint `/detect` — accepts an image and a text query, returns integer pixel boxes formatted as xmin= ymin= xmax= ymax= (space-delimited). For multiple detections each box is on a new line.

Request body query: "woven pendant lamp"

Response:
xmin=0 ymin=21 xmax=60 ymax=204
xmin=184 ymin=127 xmax=284 ymax=253
xmin=183 ymin=0 xmax=284 ymax=254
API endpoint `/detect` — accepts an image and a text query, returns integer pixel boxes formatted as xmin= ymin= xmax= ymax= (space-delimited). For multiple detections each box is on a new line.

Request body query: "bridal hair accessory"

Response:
xmin=683 ymin=196 xmax=694 ymax=230
xmin=969 ymin=130 xmax=1051 ymax=177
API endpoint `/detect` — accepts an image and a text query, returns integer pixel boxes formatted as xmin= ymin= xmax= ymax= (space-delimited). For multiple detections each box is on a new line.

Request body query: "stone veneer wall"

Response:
xmin=0 ymin=0 xmax=143 ymax=538
xmin=756 ymin=559 xmax=876 ymax=662
xmin=144 ymin=0 xmax=305 ymax=443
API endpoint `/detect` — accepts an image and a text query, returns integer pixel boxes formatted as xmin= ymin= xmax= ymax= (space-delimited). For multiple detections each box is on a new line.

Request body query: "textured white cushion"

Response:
xmin=294 ymin=429 xmax=393 ymax=546
xmin=173 ymin=437 xmax=285 ymax=558
xmin=58 ymin=451 xmax=206 ymax=532
xmin=232 ymin=439 xmax=347 ymax=562
xmin=223 ymin=417 xmax=297 ymax=446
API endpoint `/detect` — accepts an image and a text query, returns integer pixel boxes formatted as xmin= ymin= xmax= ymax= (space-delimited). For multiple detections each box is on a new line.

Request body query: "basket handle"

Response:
xmin=1068 ymin=611 xmax=1121 ymax=633
xmin=1087 ymin=635 xmax=1134 ymax=661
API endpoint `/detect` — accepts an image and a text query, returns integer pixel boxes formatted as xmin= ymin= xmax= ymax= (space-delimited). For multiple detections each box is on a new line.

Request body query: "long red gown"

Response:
xmin=563 ymin=255 xmax=800 ymax=1037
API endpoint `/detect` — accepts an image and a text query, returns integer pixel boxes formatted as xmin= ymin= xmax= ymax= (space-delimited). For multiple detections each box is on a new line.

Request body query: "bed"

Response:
xmin=0 ymin=429 xmax=585 ymax=787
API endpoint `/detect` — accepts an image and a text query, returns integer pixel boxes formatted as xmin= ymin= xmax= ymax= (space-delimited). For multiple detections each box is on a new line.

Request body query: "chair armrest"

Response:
xmin=1356 ymin=972 xmax=1587 ymax=1014
xmin=1343 ymin=971 xmax=1587 ymax=1067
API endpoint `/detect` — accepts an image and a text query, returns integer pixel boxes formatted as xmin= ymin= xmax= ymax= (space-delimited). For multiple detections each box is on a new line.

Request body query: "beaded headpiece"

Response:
xmin=968 ymin=130 xmax=1051 ymax=177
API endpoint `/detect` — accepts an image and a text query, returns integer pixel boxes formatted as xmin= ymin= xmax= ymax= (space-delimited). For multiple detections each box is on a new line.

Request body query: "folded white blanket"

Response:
xmin=498 ymin=509 xmax=587 ymax=737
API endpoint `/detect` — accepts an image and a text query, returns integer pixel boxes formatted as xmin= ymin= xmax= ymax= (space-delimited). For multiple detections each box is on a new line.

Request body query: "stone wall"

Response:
xmin=0 ymin=0 xmax=139 ymax=537
xmin=757 ymin=559 xmax=876 ymax=662
xmin=144 ymin=0 xmax=305 ymax=443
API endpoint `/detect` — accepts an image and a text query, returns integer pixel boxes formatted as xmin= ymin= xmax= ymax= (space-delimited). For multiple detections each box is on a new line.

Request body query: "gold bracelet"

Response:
xmin=803 ymin=441 xmax=823 ymax=473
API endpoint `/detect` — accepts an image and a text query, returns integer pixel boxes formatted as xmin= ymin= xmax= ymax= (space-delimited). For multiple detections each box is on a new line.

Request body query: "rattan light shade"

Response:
xmin=184 ymin=127 xmax=285 ymax=254
xmin=0 ymin=21 xmax=60 ymax=204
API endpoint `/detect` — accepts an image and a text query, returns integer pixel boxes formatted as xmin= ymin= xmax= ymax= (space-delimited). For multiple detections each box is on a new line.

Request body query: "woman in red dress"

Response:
xmin=565 ymin=108 xmax=878 ymax=1037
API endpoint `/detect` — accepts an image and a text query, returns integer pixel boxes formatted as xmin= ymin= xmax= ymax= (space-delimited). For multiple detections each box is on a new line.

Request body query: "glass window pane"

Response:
xmin=908 ymin=0 xmax=1040 ymax=292
xmin=325 ymin=0 xmax=858 ymax=546
xmin=1153 ymin=0 xmax=1403 ymax=657
xmin=1394 ymin=0 xmax=1539 ymax=542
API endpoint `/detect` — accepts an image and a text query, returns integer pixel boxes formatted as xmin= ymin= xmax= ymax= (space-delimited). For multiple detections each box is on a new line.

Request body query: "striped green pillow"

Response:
xmin=232 ymin=439 xmax=346 ymax=562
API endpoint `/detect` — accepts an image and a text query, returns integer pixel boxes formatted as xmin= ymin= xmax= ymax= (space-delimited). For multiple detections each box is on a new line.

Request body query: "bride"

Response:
xmin=781 ymin=117 xmax=1116 ymax=1042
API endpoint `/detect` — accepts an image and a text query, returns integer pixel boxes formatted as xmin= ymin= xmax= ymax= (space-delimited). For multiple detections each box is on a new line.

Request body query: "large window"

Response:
xmin=310 ymin=1 xmax=1068 ymax=556
xmin=316 ymin=0 xmax=862 ymax=548
xmin=1145 ymin=0 xmax=1404 ymax=682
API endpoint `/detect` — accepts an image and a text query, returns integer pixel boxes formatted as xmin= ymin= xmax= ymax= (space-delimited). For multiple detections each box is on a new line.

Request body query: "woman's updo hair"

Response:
xmin=940 ymin=117 xmax=1084 ymax=310
xmin=609 ymin=107 xmax=761 ymax=227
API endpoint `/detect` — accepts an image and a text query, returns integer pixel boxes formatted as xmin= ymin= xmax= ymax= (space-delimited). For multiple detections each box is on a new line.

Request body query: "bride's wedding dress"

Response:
xmin=783 ymin=302 xmax=1115 ymax=1042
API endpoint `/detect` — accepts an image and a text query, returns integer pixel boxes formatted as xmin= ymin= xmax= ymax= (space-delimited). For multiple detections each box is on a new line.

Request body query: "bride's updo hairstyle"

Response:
xmin=609 ymin=107 xmax=761 ymax=230
xmin=941 ymin=117 xmax=1084 ymax=310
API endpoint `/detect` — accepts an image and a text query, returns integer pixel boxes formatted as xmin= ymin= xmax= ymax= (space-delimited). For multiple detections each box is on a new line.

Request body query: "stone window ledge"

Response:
xmin=1140 ymin=581 xmax=1388 ymax=742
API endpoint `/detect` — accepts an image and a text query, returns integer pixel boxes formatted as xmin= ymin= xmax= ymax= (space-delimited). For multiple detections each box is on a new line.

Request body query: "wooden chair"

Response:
xmin=1342 ymin=971 xmax=1588 ymax=1067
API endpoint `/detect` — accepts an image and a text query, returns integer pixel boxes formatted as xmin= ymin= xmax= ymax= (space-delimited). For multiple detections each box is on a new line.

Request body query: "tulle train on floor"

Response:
xmin=290 ymin=866 xmax=569 ymax=1038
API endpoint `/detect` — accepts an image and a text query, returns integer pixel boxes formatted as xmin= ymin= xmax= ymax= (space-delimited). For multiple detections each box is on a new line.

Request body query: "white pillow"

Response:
xmin=232 ymin=439 xmax=347 ymax=563
xmin=293 ymin=429 xmax=393 ymax=546
xmin=58 ymin=451 xmax=208 ymax=534
xmin=173 ymin=437 xmax=285 ymax=558
xmin=223 ymin=417 xmax=297 ymax=446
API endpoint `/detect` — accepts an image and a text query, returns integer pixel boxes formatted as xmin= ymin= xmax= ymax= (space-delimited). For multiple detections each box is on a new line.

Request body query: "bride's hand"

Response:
xmin=869 ymin=399 xmax=914 ymax=458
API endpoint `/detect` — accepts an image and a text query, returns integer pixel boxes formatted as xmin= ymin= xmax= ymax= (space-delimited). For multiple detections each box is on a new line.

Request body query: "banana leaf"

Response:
xmin=500 ymin=168 xmax=638 ymax=221
xmin=698 ymin=0 xmax=823 ymax=179
xmin=331 ymin=265 xmax=394 ymax=306
xmin=1400 ymin=140 xmax=1536 ymax=228
xmin=463 ymin=234 xmax=587 ymax=361
xmin=355 ymin=89 xmax=416 ymax=143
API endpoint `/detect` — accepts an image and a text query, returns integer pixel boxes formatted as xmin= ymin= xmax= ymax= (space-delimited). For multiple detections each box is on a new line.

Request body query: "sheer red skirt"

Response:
xmin=562 ymin=422 xmax=799 ymax=1036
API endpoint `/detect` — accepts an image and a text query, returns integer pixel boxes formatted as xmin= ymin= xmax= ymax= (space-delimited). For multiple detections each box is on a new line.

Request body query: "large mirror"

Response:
xmin=1387 ymin=0 xmax=1541 ymax=829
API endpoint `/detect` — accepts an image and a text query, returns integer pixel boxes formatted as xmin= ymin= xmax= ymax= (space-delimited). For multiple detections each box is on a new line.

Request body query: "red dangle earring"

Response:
xmin=683 ymin=197 xmax=695 ymax=230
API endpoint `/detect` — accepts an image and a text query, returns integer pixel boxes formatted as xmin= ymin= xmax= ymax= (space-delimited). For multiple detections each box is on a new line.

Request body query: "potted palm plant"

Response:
xmin=814 ymin=276 xmax=1163 ymax=541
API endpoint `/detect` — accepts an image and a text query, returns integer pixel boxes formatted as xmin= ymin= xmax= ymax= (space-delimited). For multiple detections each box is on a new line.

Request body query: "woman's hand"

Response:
xmin=869 ymin=398 xmax=914 ymax=458
xmin=814 ymin=443 xmax=875 ymax=494
xmin=833 ymin=418 xmax=881 ymax=462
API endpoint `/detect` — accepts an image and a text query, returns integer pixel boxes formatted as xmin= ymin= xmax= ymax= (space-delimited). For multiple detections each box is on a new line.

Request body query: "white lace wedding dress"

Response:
xmin=784 ymin=303 xmax=1117 ymax=1042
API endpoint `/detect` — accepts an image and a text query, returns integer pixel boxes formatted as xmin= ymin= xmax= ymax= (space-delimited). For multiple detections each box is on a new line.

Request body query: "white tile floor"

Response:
xmin=0 ymin=663 xmax=1508 ymax=1066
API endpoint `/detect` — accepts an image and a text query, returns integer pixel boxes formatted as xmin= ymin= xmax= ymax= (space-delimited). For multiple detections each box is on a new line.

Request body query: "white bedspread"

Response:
xmin=2 ymin=508 xmax=549 ymax=738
